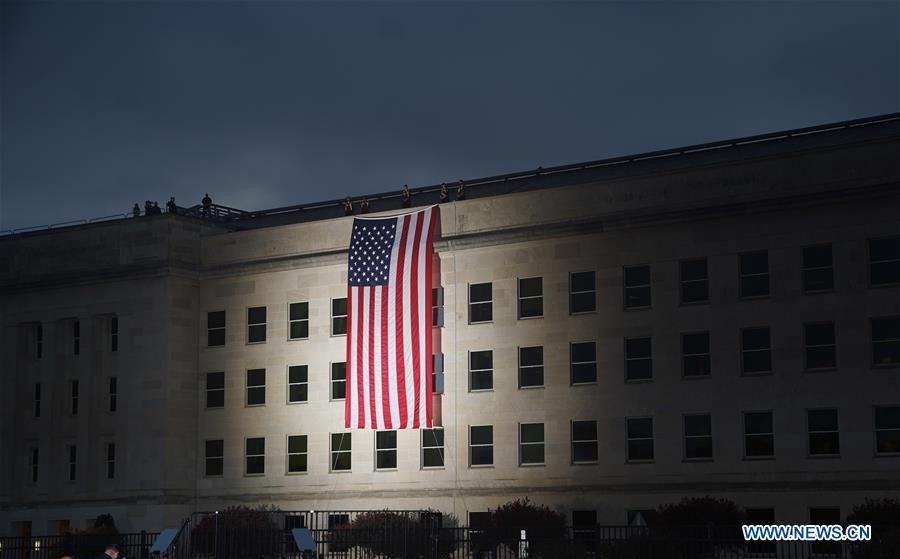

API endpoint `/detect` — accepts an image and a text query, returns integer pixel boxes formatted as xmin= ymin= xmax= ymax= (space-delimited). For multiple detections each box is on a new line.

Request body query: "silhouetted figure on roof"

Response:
xmin=439 ymin=183 xmax=449 ymax=203
xmin=144 ymin=200 xmax=153 ymax=215
xmin=132 ymin=203 xmax=141 ymax=217
xmin=166 ymin=197 xmax=176 ymax=213
xmin=456 ymin=180 xmax=466 ymax=201
xmin=202 ymin=193 xmax=212 ymax=217
xmin=402 ymin=185 xmax=411 ymax=208
xmin=344 ymin=197 xmax=354 ymax=215
xmin=360 ymin=198 xmax=370 ymax=214
xmin=152 ymin=201 xmax=161 ymax=214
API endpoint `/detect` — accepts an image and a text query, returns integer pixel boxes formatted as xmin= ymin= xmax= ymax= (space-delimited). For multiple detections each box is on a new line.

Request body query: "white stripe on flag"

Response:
xmin=417 ymin=208 xmax=432 ymax=427
xmin=373 ymin=286 xmax=384 ymax=429
xmin=349 ymin=286 xmax=358 ymax=428
xmin=361 ymin=287 xmax=372 ymax=428
xmin=386 ymin=215 xmax=402 ymax=428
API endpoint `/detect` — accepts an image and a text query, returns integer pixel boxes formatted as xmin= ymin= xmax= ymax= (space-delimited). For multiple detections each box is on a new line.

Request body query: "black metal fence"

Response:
xmin=0 ymin=531 xmax=157 ymax=559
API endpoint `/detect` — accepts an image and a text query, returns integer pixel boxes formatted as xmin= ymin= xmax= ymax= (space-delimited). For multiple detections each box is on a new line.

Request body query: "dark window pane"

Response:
xmin=745 ymin=435 xmax=774 ymax=457
xmin=626 ymin=359 xmax=652 ymax=380
xmin=875 ymin=407 xmax=900 ymax=429
xmin=471 ymin=371 xmax=492 ymax=390
xmin=207 ymin=372 xmax=225 ymax=390
xmin=806 ymin=323 xmax=835 ymax=346
xmin=246 ymin=456 xmax=264 ymax=474
xmin=808 ymin=409 xmax=838 ymax=431
xmin=470 ymin=302 xmax=493 ymax=323
xmin=376 ymin=451 xmax=397 ymax=469
xmin=424 ymin=429 xmax=444 ymax=447
xmin=743 ymin=351 xmax=772 ymax=373
xmin=741 ymin=252 xmax=768 ymax=274
xmin=248 ymin=324 xmax=266 ymax=343
xmin=571 ymin=342 xmax=596 ymax=363
xmin=247 ymin=369 xmax=265 ymax=386
xmin=206 ymin=458 xmax=223 ymax=477
xmin=745 ymin=412 xmax=773 ymax=434
xmin=741 ymin=275 xmax=769 ymax=298
xmin=682 ymin=332 xmax=710 ymax=355
xmin=571 ymin=271 xmax=595 ymax=293
xmin=684 ymin=415 xmax=711 ymax=436
xmin=471 ymin=446 xmax=493 ymax=466
xmin=804 ymin=245 xmax=832 ymax=269
xmin=470 ymin=283 xmax=492 ymax=303
xmin=289 ymin=321 xmax=309 ymax=340
xmin=207 ymin=390 xmax=224 ymax=408
xmin=571 ymin=363 xmax=596 ymax=384
xmin=627 ymin=418 xmax=653 ymax=438
xmin=683 ymin=355 xmax=711 ymax=377
xmin=520 ymin=424 xmax=543 ymax=443
xmin=206 ymin=440 xmax=223 ymax=457
xmin=248 ymin=306 xmax=266 ymax=325
xmin=519 ymin=277 xmax=543 ymax=298
xmin=682 ymin=281 xmax=709 ymax=303
xmin=520 ymin=444 xmax=544 ymax=464
xmin=423 ymin=448 xmax=444 ymax=468
xmin=332 ymin=382 xmax=346 ymax=400
xmin=804 ymin=268 xmax=834 ymax=292
xmin=681 ymin=258 xmax=707 ymax=281
xmin=332 ymin=433 xmax=352 ymax=451
xmin=519 ymin=297 xmax=543 ymax=318
xmin=573 ymin=441 xmax=598 ymax=462
xmin=289 ymin=302 xmax=309 ymax=321
xmin=289 ymin=384 xmax=308 ymax=403
xmin=809 ymin=433 xmax=840 ymax=455
xmin=520 ymin=346 xmax=543 ymax=366
xmin=332 ymin=298 xmax=347 ymax=316
xmin=332 ymin=362 xmax=346 ymax=380
xmin=520 ymin=368 xmax=543 ymax=387
xmin=332 ymin=316 xmax=347 ymax=335
xmin=288 ymin=454 xmax=308 ymax=473
xmin=624 ymin=266 xmax=650 ymax=286
xmin=573 ymin=421 xmax=597 ymax=441
xmin=570 ymin=292 xmax=596 ymax=313
xmin=208 ymin=311 xmax=226 ymax=329
xmin=685 ymin=437 xmax=712 ymax=459
xmin=806 ymin=346 xmax=836 ymax=369
xmin=377 ymin=430 xmax=397 ymax=448
xmin=289 ymin=366 xmax=308 ymax=383
xmin=470 ymin=351 xmax=493 ymax=371
xmin=628 ymin=440 xmax=654 ymax=461
xmin=288 ymin=436 xmax=307 ymax=454
xmin=876 ymin=431 xmax=900 ymax=454
xmin=871 ymin=261 xmax=900 ymax=285
xmin=626 ymin=337 xmax=652 ymax=358
xmin=471 ymin=426 xmax=493 ymax=445
xmin=872 ymin=317 xmax=900 ymax=340
xmin=247 ymin=387 xmax=265 ymax=406
xmin=246 ymin=437 xmax=264 ymax=455
xmin=870 ymin=237 xmax=900 ymax=284
xmin=625 ymin=286 xmax=651 ymax=308
xmin=208 ymin=329 xmax=225 ymax=347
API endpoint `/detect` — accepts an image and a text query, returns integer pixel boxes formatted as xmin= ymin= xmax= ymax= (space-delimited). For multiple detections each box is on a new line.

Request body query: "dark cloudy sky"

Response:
xmin=1 ymin=1 xmax=898 ymax=231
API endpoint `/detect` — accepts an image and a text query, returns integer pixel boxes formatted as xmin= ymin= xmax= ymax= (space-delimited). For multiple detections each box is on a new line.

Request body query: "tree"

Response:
xmin=190 ymin=505 xmax=283 ymax=559
xmin=485 ymin=498 xmax=569 ymax=559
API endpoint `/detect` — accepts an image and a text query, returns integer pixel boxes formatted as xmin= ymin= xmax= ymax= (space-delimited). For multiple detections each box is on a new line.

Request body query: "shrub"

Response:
xmin=485 ymin=498 xmax=568 ymax=559
xmin=847 ymin=499 xmax=900 ymax=559
xmin=190 ymin=505 xmax=282 ymax=559
xmin=57 ymin=514 xmax=124 ymax=559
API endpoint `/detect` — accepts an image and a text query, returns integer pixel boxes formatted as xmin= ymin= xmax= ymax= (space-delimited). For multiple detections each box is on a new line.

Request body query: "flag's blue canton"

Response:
xmin=349 ymin=218 xmax=397 ymax=287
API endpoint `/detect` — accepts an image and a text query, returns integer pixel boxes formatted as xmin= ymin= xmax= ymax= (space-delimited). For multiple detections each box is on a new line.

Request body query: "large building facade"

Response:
xmin=2 ymin=115 xmax=899 ymax=536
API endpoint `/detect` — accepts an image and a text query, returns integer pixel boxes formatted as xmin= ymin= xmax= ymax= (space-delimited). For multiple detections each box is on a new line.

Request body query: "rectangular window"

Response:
xmin=810 ymin=507 xmax=842 ymax=555
xmin=625 ymin=337 xmax=652 ymax=381
xmin=433 ymin=353 xmax=444 ymax=394
xmin=330 ymin=433 xmax=352 ymax=471
xmin=469 ymin=350 xmax=493 ymax=391
xmin=626 ymin=417 xmax=654 ymax=461
xmin=570 ymin=271 xmax=596 ymax=314
xmin=246 ymin=369 xmax=266 ymax=406
xmin=874 ymin=406 xmax=900 ymax=455
xmin=623 ymin=265 xmax=651 ymax=309
xmin=331 ymin=362 xmax=347 ymax=400
xmin=245 ymin=437 xmax=265 ymax=475
xmin=288 ymin=365 xmax=308 ymax=403
xmin=376 ymin=430 xmax=398 ymax=470
xmin=869 ymin=236 xmax=900 ymax=286
xmin=469 ymin=283 xmax=493 ymax=323
xmin=205 ymin=440 xmax=224 ymax=477
xmin=808 ymin=409 xmax=839 ymax=456
xmin=106 ymin=443 xmax=116 ymax=480
xmin=803 ymin=244 xmax=834 ymax=292
xmin=35 ymin=323 xmax=43 ymax=359
xmin=741 ymin=327 xmax=772 ymax=374
xmin=73 ymin=320 xmax=80 ymax=355
xmin=110 ymin=316 xmax=118 ymax=352
xmin=207 ymin=311 xmax=226 ymax=347
xmin=331 ymin=298 xmax=348 ymax=336
xmin=571 ymin=420 xmax=598 ymax=463
xmin=432 ymin=288 xmax=445 ymax=327
xmin=206 ymin=372 xmax=224 ymax=408
xmin=288 ymin=302 xmax=309 ymax=340
xmin=33 ymin=383 xmax=41 ymax=418
xmin=70 ymin=380 xmax=79 ymax=416
xmin=805 ymin=323 xmax=836 ymax=370
xmin=872 ymin=317 xmax=900 ymax=367
xmin=740 ymin=251 xmax=769 ymax=298
xmin=570 ymin=342 xmax=597 ymax=385
xmin=518 ymin=346 xmax=544 ymax=388
xmin=744 ymin=411 xmax=775 ymax=458
xmin=518 ymin=277 xmax=543 ymax=319
xmin=681 ymin=332 xmax=711 ymax=378
xmin=469 ymin=425 xmax=493 ymax=466
xmin=683 ymin=414 xmax=713 ymax=460
xmin=247 ymin=306 xmax=266 ymax=343
xmin=67 ymin=445 xmax=77 ymax=481
xmin=680 ymin=258 xmax=709 ymax=304
xmin=287 ymin=435 xmax=308 ymax=474
xmin=519 ymin=423 xmax=545 ymax=465
xmin=422 ymin=428 xmax=444 ymax=468
xmin=572 ymin=510 xmax=597 ymax=543
xmin=108 ymin=377 xmax=117 ymax=413
xmin=28 ymin=447 xmax=39 ymax=484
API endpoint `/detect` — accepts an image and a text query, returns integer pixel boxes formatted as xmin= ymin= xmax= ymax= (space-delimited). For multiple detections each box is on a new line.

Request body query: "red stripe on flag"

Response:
xmin=408 ymin=213 xmax=425 ymax=428
xmin=424 ymin=209 xmax=437 ymax=428
xmin=394 ymin=215 xmax=411 ymax=428
xmin=345 ymin=286 xmax=352 ymax=428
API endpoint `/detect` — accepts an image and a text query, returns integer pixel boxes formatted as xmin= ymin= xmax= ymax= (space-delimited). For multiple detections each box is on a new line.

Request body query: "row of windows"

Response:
xmin=202 ymin=238 xmax=900 ymax=347
xmin=31 ymin=378 xmax=117 ymax=418
xmin=201 ymin=406 xmax=900 ymax=477
xmin=203 ymin=317 xmax=900 ymax=409
xmin=25 ymin=443 xmax=116 ymax=484
xmin=29 ymin=316 xmax=118 ymax=359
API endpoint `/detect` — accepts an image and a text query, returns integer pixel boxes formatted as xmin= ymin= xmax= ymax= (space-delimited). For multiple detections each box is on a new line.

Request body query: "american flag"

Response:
xmin=345 ymin=205 xmax=438 ymax=429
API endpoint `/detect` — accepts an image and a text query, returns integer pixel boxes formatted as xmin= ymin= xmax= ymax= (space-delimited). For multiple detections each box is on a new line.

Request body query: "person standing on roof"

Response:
xmin=202 ymin=193 xmax=212 ymax=217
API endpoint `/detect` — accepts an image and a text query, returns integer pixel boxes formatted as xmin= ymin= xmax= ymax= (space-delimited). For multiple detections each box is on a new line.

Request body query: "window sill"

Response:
xmin=741 ymin=371 xmax=774 ymax=377
xmin=743 ymin=456 xmax=775 ymax=461
xmin=571 ymin=381 xmax=598 ymax=387
xmin=468 ymin=320 xmax=494 ymax=325
xmin=246 ymin=341 xmax=267 ymax=346
xmin=244 ymin=473 xmax=265 ymax=477
xmin=571 ymin=461 xmax=599 ymax=466
xmin=469 ymin=389 xmax=494 ymax=393
xmin=329 ymin=469 xmax=353 ymax=474
xmin=625 ymin=459 xmax=655 ymax=464
xmin=519 ymin=462 xmax=545 ymax=467
xmin=807 ymin=454 xmax=840 ymax=459
xmin=245 ymin=404 xmax=266 ymax=408
xmin=625 ymin=378 xmax=653 ymax=384
xmin=518 ymin=385 xmax=545 ymax=390
xmin=623 ymin=306 xmax=652 ymax=312
xmin=679 ymin=300 xmax=710 ymax=307
xmin=287 ymin=337 xmax=310 ymax=342
xmin=287 ymin=401 xmax=309 ymax=405
xmin=569 ymin=310 xmax=597 ymax=316
xmin=286 ymin=471 xmax=309 ymax=475
xmin=739 ymin=295 xmax=770 ymax=301
xmin=375 ymin=468 xmax=399 ymax=472
xmin=204 ymin=406 xmax=225 ymax=411
xmin=871 ymin=364 xmax=900 ymax=370
xmin=421 ymin=466 xmax=446 ymax=471
xmin=330 ymin=333 xmax=348 ymax=338
xmin=469 ymin=464 xmax=494 ymax=469
xmin=804 ymin=367 xmax=837 ymax=373
xmin=517 ymin=315 xmax=544 ymax=321
xmin=682 ymin=374 xmax=712 ymax=381
xmin=869 ymin=281 xmax=900 ymax=289
xmin=683 ymin=457 xmax=713 ymax=463
xmin=802 ymin=289 xmax=834 ymax=295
